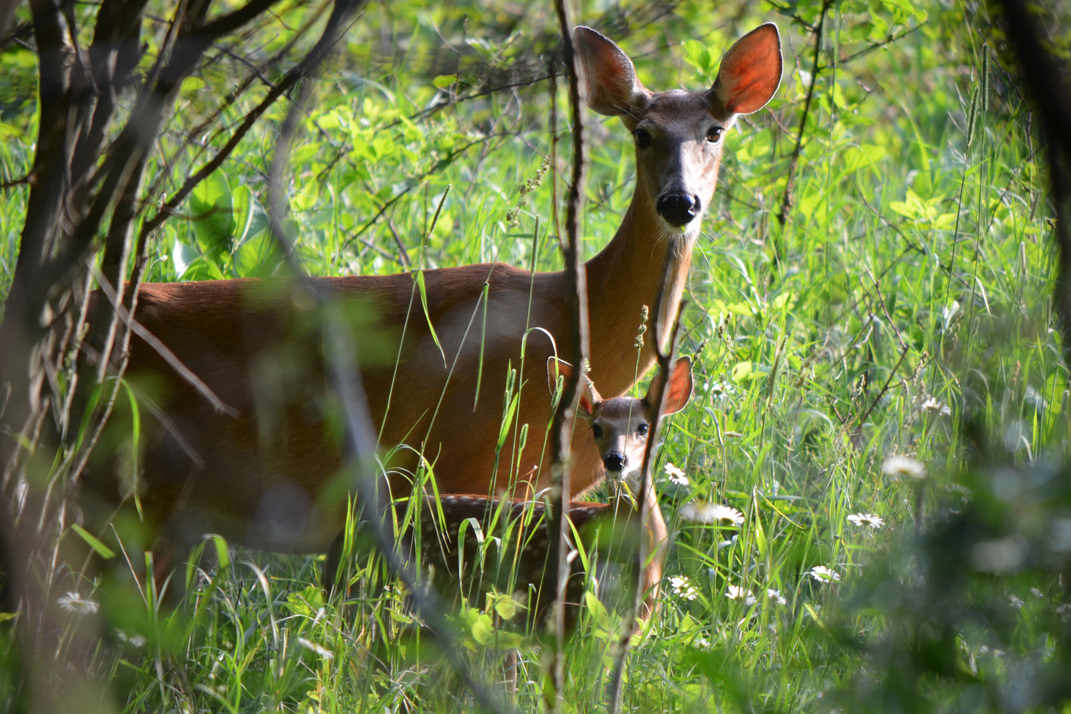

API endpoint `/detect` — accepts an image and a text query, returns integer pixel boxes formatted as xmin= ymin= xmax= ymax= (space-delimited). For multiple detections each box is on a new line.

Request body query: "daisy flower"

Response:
xmin=921 ymin=397 xmax=951 ymax=416
xmin=664 ymin=463 xmax=689 ymax=487
xmin=117 ymin=631 xmax=147 ymax=647
xmin=882 ymin=455 xmax=926 ymax=480
xmin=681 ymin=502 xmax=744 ymax=525
xmin=57 ymin=592 xmax=99 ymax=615
xmin=767 ymin=589 xmax=787 ymax=605
xmin=809 ymin=566 xmax=840 ymax=584
xmin=847 ymin=513 xmax=885 ymax=529
xmin=668 ymin=576 xmax=699 ymax=601
xmin=725 ymin=585 xmax=756 ymax=605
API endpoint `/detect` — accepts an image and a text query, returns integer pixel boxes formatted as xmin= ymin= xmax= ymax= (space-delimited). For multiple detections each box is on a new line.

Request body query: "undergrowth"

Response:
xmin=1 ymin=0 xmax=1067 ymax=711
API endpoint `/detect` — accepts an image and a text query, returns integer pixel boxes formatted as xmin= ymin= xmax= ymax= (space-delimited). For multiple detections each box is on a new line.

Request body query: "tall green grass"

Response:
xmin=1 ymin=0 xmax=1065 ymax=710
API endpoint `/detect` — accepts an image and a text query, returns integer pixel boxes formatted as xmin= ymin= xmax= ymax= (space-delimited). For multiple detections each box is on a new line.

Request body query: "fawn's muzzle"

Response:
xmin=604 ymin=453 xmax=626 ymax=472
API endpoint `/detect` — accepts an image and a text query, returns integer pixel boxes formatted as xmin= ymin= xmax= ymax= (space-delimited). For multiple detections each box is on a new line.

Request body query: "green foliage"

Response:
xmin=1 ymin=0 xmax=1069 ymax=710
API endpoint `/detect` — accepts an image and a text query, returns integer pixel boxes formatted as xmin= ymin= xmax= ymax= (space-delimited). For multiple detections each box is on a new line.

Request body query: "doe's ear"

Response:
xmin=574 ymin=26 xmax=650 ymax=121
xmin=710 ymin=23 xmax=783 ymax=116
xmin=644 ymin=356 xmax=694 ymax=415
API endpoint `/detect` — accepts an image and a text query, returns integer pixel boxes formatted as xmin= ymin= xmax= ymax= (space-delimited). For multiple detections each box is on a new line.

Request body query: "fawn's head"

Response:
xmin=575 ymin=25 xmax=782 ymax=235
xmin=549 ymin=357 xmax=693 ymax=481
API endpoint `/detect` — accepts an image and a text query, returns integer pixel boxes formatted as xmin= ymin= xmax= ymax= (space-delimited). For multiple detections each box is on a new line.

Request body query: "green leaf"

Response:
xmin=180 ymin=76 xmax=205 ymax=95
xmin=470 ymin=612 xmax=496 ymax=645
xmin=433 ymin=74 xmax=457 ymax=88
xmin=731 ymin=361 xmax=753 ymax=383
xmin=71 ymin=524 xmax=115 ymax=559
xmin=842 ymin=145 xmax=886 ymax=173
xmin=235 ymin=230 xmax=282 ymax=278
xmin=0 ymin=122 xmax=23 ymax=139
xmin=496 ymin=392 xmax=519 ymax=451
xmin=232 ymin=184 xmax=256 ymax=245
xmin=189 ymin=171 xmax=235 ymax=259
xmin=413 ymin=270 xmax=447 ymax=368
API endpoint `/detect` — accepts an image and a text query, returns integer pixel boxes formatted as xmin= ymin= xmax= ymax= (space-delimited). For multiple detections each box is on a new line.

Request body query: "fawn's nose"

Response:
xmin=656 ymin=193 xmax=701 ymax=227
xmin=603 ymin=452 xmax=626 ymax=473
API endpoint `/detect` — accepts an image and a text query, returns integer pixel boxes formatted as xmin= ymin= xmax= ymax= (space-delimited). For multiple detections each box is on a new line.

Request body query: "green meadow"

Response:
xmin=2 ymin=0 xmax=1069 ymax=710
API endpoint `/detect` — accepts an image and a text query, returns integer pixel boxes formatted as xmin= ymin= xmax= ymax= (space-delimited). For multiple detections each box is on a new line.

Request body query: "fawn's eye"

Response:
xmin=633 ymin=128 xmax=652 ymax=148
xmin=706 ymin=126 xmax=723 ymax=143
xmin=637 ymin=423 xmax=649 ymax=436
xmin=592 ymin=424 xmax=603 ymax=439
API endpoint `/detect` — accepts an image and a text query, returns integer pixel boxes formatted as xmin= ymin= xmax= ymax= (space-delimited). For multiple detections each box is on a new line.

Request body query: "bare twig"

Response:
xmin=262 ymin=1 xmax=512 ymax=711
xmin=777 ymin=0 xmax=831 ymax=226
xmin=852 ymin=343 xmax=910 ymax=430
xmin=546 ymin=0 xmax=589 ymax=709
xmin=606 ymin=251 xmax=683 ymax=713
xmin=88 ymin=266 xmax=239 ymax=418
xmin=999 ymin=0 xmax=1071 ymax=367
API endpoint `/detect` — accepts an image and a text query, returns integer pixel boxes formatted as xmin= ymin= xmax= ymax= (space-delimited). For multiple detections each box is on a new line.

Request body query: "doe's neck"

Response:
xmin=583 ymin=190 xmax=697 ymax=396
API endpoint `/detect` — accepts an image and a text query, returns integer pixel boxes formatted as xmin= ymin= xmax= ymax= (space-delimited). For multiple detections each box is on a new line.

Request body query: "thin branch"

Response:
xmin=852 ymin=343 xmax=910 ymax=429
xmin=777 ymin=0 xmax=831 ymax=226
xmin=606 ymin=253 xmax=683 ymax=714
xmin=546 ymin=0 xmax=589 ymax=709
xmin=89 ymin=266 xmax=239 ymax=417
xmin=999 ymin=0 xmax=1071 ymax=367
xmin=262 ymin=1 xmax=513 ymax=711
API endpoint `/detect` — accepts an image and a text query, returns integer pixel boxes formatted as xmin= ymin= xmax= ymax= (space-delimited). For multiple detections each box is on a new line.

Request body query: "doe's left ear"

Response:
xmin=710 ymin=23 xmax=783 ymax=116
xmin=644 ymin=356 xmax=694 ymax=415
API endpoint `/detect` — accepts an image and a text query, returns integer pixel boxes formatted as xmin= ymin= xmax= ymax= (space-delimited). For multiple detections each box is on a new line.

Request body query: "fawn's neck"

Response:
xmin=584 ymin=189 xmax=696 ymax=397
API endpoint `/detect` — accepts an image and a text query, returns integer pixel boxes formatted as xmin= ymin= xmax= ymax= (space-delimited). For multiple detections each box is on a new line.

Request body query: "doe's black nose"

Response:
xmin=603 ymin=453 xmax=626 ymax=472
xmin=656 ymin=193 xmax=701 ymax=227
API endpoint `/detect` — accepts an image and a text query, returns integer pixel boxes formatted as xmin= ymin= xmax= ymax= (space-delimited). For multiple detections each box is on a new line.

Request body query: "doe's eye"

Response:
xmin=637 ymin=423 xmax=649 ymax=436
xmin=633 ymin=128 xmax=652 ymax=148
xmin=706 ymin=126 xmax=723 ymax=143
xmin=592 ymin=424 xmax=603 ymax=439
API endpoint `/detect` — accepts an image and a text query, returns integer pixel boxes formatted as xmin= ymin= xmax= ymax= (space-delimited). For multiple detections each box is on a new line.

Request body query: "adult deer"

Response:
xmin=81 ymin=25 xmax=781 ymax=583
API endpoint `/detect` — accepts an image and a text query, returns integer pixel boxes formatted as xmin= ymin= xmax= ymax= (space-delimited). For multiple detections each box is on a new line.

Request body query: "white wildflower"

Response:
xmin=57 ymin=592 xmax=99 ymax=615
xmin=297 ymin=637 xmax=335 ymax=661
xmin=847 ymin=513 xmax=885 ymax=529
xmin=117 ymin=631 xmax=147 ymax=647
xmin=1031 ymin=588 xmax=1043 ymax=598
xmin=882 ymin=455 xmax=927 ymax=480
xmin=668 ymin=576 xmax=699 ymax=601
xmin=681 ymin=502 xmax=744 ymax=525
xmin=1008 ymin=594 xmax=1024 ymax=610
xmin=664 ymin=463 xmax=689 ymax=487
xmin=725 ymin=585 xmax=756 ymax=605
xmin=921 ymin=397 xmax=952 ymax=416
xmin=1056 ymin=603 xmax=1071 ymax=621
xmin=767 ymin=589 xmax=787 ymax=605
xmin=693 ymin=636 xmax=712 ymax=649
xmin=809 ymin=566 xmax=840 ymax=584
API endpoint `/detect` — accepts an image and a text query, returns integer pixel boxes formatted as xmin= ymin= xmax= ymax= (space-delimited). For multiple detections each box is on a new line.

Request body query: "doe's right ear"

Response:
xmin=710 ymin=23 xmax=783 ymax=116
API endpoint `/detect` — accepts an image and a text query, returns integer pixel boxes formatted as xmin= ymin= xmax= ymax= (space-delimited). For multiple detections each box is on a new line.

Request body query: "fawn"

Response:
xmin=81 ymin=25 xmax=779 ymax=592
xmin=401 ymin=356 xmax=693 ymax=634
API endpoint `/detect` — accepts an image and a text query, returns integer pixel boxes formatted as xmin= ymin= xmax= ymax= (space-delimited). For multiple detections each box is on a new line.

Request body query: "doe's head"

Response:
xmin=574 ymin=24 xmax=782 ymax=235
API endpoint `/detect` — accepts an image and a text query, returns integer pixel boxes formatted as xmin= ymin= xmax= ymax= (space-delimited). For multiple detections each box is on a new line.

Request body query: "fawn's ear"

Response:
xmin=709 ymin=23 xmax=783 ymax=116
xmin=644 ymin=357 xmax=694 ymax=415
xmin=548 ymin=357 xmax=573 ymax=396
xmin=574 ymin=26 xmax=650 ymax=124
xmin=546 ymin=356 xmax=600 ymax=417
